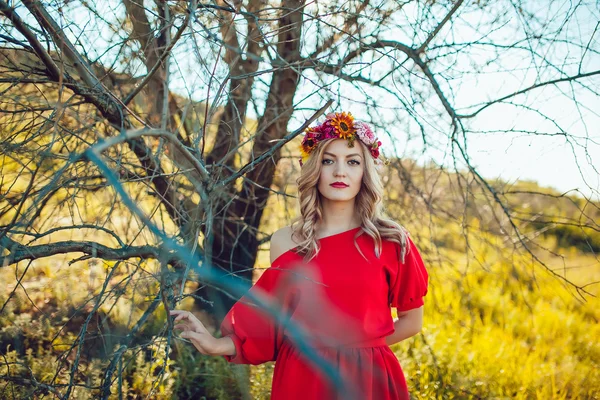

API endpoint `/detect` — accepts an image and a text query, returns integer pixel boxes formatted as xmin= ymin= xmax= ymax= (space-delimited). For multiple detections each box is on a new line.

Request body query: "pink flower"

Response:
xmin=354 ymin=121 xmax=376 ymax=145
xmin=320 ymin=121 xmax=337 ymax=138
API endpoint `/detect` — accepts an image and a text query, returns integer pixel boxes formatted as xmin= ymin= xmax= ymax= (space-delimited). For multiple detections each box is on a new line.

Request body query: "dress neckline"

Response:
xmin=270 ymin=226 xmax=363 ymax=265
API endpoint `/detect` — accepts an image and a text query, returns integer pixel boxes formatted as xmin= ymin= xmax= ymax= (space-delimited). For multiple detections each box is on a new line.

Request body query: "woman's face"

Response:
xmin=317 ymin=139 xmax=365 ymax=202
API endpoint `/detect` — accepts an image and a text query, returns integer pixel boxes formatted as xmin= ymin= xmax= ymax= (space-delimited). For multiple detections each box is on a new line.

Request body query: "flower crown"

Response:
xmin=299 ymin=112 xmax=384 ymax=166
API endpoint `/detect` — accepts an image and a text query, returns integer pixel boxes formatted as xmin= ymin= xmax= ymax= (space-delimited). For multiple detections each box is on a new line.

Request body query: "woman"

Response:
xmin=170 ymin=111 xmax=429 ymax=399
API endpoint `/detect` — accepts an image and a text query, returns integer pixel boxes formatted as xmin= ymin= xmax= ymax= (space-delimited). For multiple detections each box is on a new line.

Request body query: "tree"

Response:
xmin=1 ymin=0 xmax=599 ymax=397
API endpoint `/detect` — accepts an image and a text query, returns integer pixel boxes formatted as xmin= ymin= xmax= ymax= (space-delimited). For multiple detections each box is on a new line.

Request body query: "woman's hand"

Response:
xmin=170 ymin=309 xmax=232 ymax=356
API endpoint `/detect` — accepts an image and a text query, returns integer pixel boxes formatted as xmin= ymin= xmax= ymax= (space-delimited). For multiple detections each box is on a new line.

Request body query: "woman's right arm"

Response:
xmin=172 ymin=228 xmax=291 ymax=363
xmin=170 ymin=283 xmax=279 ymax=363
xmin=170 ymin=310 xmax=236 ymax=356
xmin=219 ymin=228 xmax=294 ymax=364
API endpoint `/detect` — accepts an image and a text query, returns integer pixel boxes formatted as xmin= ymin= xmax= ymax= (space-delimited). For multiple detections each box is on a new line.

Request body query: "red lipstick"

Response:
xmin=330 ymin=182 xmax=349 ymax=188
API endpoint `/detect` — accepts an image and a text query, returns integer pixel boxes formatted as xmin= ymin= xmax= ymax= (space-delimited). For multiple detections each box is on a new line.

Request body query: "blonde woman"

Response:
xmin=170 ymin=112 xmax=429 ymax=399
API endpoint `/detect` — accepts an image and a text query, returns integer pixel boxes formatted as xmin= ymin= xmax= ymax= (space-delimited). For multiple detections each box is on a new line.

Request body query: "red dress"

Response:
xmin=220 ymin=227 xmax=429 ymax=399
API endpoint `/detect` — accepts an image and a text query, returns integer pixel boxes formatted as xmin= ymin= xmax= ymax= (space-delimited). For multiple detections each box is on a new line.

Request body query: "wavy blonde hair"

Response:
xmin=290 ymin=138 xmax=410 ymax=263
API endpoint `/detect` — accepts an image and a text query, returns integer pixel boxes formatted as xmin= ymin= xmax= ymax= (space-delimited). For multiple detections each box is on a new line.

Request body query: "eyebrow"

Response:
xmin=324 ymin=152 xmax=362 ymax=158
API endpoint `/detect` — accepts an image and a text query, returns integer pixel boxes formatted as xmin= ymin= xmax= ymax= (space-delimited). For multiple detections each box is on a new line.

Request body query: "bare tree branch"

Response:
xmin=417 ymin=0 xmax=465 ymax=54
xmin=0 ymin=235 xmax=176 ymax=266
xmin=458 ymin=69 xmax=600 ymax=118
xmin=123 ymin=1 xmax=195 ymax=105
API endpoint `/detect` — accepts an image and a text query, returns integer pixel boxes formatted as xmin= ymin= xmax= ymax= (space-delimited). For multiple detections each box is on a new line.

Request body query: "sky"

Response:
xmin=433 ymin=3 xmax=600 ymax=201
xmin=267 ymin=1 xmax=600 ymax=201
xmin=291 ymin=1 xmax=600 ymax=200
xmin=10 ymin=0 xmax=598 ymax=200
xmin=327 ymin=1 xmax=600 ymax=201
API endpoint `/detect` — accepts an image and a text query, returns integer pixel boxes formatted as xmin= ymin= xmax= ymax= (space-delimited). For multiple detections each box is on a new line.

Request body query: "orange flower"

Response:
xmin=329 ymin=112 xmax=355 ymax=139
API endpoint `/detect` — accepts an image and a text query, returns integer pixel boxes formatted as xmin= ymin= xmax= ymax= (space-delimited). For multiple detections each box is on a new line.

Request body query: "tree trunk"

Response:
xmin=198 ymin=0 xmax=306 ymax=322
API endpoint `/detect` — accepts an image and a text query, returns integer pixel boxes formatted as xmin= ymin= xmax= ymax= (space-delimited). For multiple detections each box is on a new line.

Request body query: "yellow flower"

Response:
xmin=300 ymin=145 xmax=311 ymax=160
xmin=300 ymin=135 xmax=318 ymax=161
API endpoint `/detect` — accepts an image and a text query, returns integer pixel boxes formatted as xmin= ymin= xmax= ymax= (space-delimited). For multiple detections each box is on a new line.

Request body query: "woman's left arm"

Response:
xmin=385 ymin=306 xmax=424 ymax=346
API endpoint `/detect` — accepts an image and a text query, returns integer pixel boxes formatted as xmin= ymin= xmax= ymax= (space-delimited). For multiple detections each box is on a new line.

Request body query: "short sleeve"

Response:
xmin=389 ymin=236 xmax=429 ymax=312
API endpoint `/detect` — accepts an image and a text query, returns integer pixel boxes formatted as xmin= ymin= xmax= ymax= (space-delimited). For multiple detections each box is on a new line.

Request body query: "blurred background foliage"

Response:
xmin=2 ymin=121 xmax=599 ymax=397
xmin=1 ymin=0 xmax=599 ymax=398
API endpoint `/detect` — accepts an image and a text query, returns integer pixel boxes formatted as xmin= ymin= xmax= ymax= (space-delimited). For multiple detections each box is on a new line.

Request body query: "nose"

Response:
xmin=333 ymin=163 xmax=347 ymax=178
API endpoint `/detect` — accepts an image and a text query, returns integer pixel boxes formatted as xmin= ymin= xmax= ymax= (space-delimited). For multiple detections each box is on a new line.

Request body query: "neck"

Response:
xmin=318 ymin=198 xmax=361 ymax=233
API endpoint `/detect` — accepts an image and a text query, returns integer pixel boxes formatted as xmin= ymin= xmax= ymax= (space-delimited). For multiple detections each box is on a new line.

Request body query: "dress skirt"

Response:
xmin=271 ymin=337 xmax=410 ymax=400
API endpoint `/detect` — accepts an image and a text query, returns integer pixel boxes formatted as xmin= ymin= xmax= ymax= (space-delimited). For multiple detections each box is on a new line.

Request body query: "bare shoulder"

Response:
xmin=270 ymin=226 xmax=300 ymax=264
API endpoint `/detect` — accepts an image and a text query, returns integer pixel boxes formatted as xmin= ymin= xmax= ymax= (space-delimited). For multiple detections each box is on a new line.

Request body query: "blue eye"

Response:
xmin=349 ymin=160 xmax=360 ymax=165
xmin=322 ymin=159 xmax=333 ymax=165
